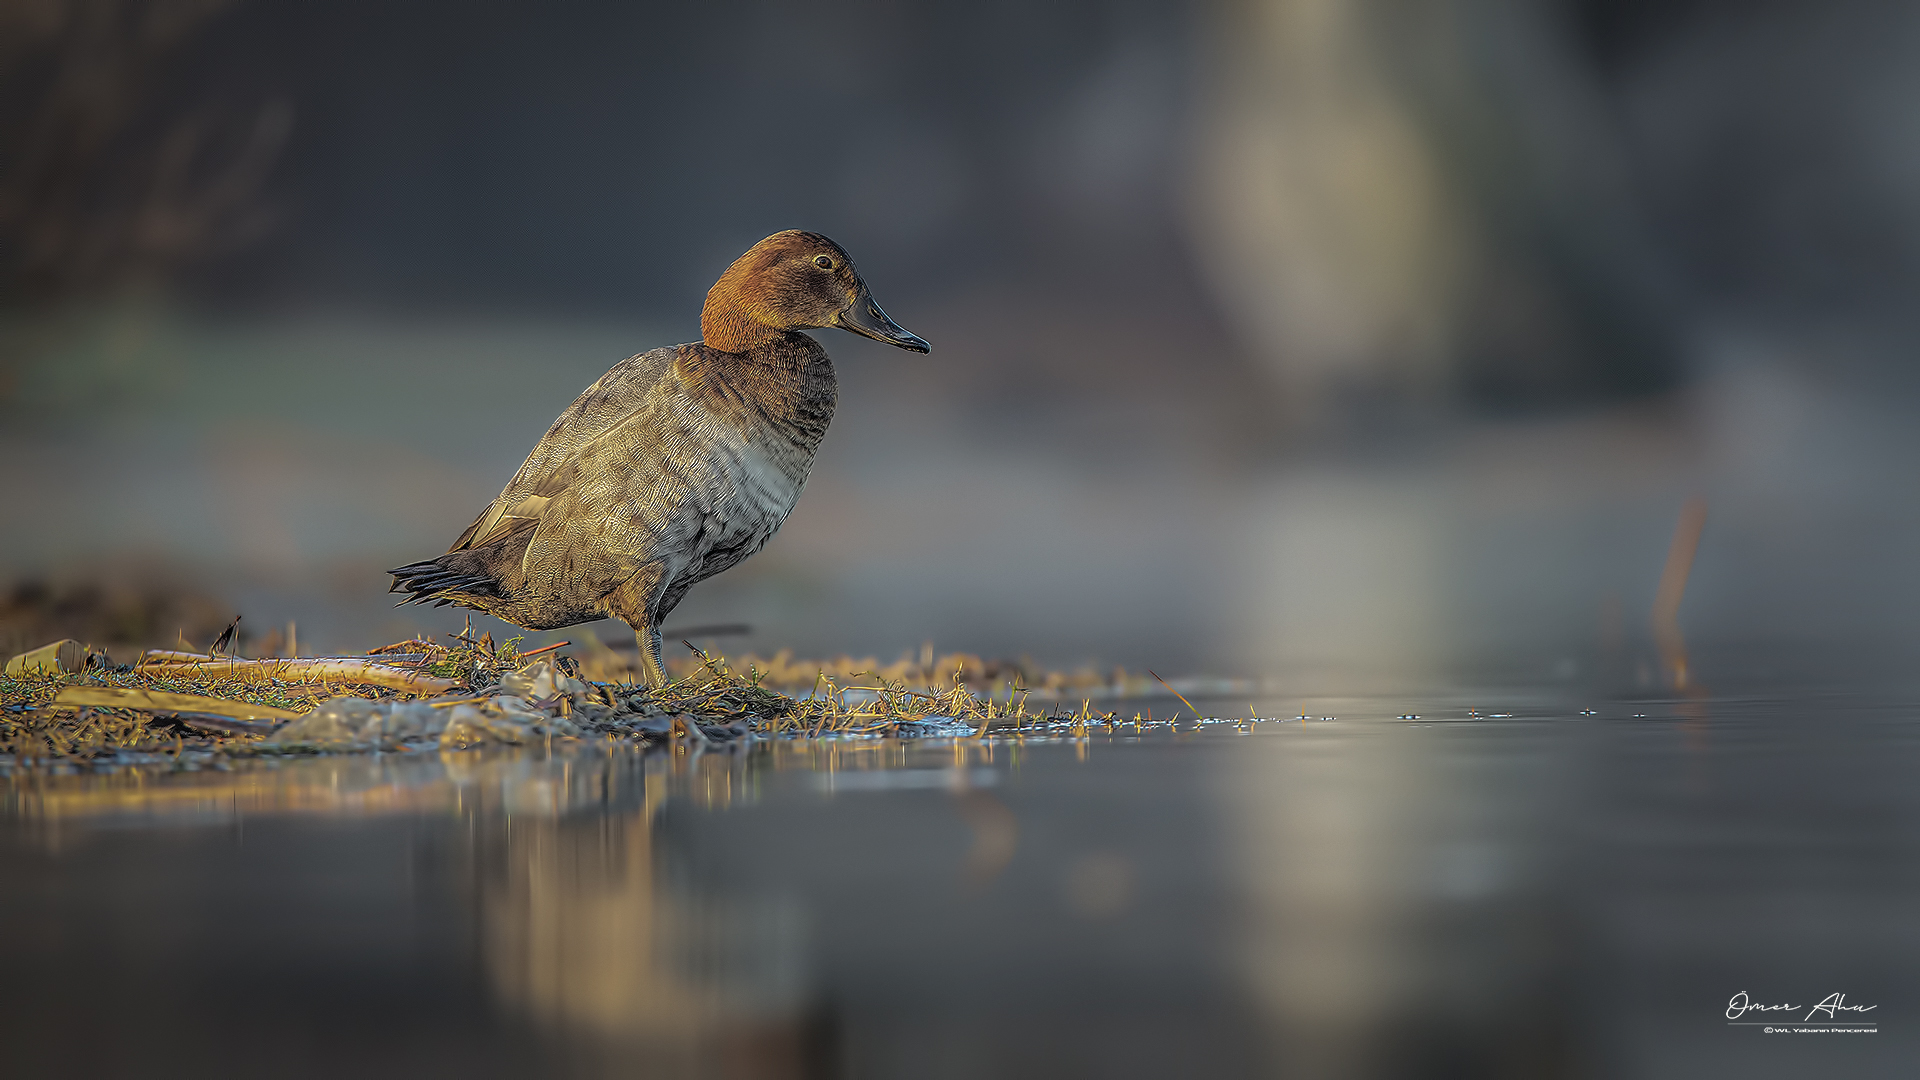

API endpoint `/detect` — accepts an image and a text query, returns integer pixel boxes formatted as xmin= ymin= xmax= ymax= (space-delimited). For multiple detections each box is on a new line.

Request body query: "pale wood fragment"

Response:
xmin=135 ymin=654 xmax=461 ymax=693
xmin=53 ymin=687 xmax=306 ymax=721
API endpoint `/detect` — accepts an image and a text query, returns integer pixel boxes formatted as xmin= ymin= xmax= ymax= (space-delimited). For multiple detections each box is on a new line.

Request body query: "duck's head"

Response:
xmin=701 ymin=231 xmax=931 ymax=355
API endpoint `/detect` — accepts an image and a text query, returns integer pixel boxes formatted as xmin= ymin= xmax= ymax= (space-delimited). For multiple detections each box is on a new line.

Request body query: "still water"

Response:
xmin=3 ymin=681 xmax=1914 ymax=1079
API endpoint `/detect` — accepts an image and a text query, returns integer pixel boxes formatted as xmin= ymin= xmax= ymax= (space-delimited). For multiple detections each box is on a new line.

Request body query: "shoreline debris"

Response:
xmin=4 ymin=631 xmax=1179 ymax=776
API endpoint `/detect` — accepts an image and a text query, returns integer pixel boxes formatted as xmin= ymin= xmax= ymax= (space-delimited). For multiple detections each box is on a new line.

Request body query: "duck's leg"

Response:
xmin=604 ymin=564 xmax=670 ymax=689
xmin=634 ymin=624 xmax=667 ymax=689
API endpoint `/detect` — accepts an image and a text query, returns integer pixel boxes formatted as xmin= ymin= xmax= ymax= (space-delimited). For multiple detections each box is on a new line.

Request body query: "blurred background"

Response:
xmin=3 ymin=0 xmax=1918 ymax=683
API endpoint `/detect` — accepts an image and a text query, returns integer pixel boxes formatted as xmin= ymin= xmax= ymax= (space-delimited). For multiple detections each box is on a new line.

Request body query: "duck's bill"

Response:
xmin=836 ymin=296 xmax=930 ymax=353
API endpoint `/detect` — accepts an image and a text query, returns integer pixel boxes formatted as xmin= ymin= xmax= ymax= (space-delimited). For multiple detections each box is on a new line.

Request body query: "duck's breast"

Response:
xmin=666 ymin=340 xmax=836 ymax=581
xmin=675 ymin=404 xmax=816 ymax=581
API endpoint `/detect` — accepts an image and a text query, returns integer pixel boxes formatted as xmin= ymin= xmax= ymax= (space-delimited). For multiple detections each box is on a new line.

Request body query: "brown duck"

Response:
xmin=388 ymin=231 xmax=929 ymax=686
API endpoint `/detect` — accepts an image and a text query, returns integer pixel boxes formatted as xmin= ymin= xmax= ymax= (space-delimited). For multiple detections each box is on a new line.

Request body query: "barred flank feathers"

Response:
xmin=387 ymin=558 xmax=500 ymax=608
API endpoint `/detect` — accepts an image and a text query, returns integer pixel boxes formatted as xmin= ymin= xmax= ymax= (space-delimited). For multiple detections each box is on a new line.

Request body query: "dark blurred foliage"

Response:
xmin=8 ymin=0 xmax=1918 ymax=409
xmin=8 ymin=0 xmax=1920 ymax=382
xmin=0 ymin=572 xmax=233 ymax=658
xmin=0 ymin=0 xmax=289 ymax=304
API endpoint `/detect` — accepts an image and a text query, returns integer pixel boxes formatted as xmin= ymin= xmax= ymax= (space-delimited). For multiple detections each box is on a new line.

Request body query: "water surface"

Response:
xmin=3 ymin=682 xmax=1913 ymax=1078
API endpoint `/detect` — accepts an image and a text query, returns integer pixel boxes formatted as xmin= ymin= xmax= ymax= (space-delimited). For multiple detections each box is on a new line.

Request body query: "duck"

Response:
xmin=388 ymin=230 xmax=929 ymax=687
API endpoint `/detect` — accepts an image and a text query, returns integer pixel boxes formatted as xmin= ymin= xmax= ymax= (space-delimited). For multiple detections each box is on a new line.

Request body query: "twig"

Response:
xmin=1147 ymin=670 xmax=1203 ymax=720
xmin=516 ymin=641 xmax=570 ymax=661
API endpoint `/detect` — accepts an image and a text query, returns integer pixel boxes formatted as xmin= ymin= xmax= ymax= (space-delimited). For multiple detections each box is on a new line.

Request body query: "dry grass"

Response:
xmin=572 ymin=633 xmax=1148 ymax=699
xmin=633 ymin=647 xmax=1119 ymax=737
xmin=2 ymin=665 xmax=324 ymax=768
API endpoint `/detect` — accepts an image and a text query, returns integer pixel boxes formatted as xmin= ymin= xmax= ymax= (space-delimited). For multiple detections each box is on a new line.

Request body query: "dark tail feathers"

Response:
xmin=388 ymin=556 xmax=501 ymax=608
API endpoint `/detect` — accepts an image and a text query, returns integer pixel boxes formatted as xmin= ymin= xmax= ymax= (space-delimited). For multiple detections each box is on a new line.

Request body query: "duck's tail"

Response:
xmin=387 ymin=553 xmax=503 ymax=609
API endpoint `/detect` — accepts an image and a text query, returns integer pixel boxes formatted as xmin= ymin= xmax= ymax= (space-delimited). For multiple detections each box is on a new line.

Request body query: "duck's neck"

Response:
xmin=700 ymin=261 xmax=796 ymax=352
xmin=700 ymin=304 xmax=783 ymax=352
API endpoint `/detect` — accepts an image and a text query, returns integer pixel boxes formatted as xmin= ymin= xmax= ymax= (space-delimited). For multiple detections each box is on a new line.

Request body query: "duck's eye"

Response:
xmin=814 ymin=255 xmax=834 ymax=270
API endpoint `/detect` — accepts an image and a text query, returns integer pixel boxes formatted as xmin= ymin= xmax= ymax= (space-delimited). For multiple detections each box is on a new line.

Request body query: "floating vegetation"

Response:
xmin=637 ymin=638 xmax=1149 ymax=699
xmin=636 ymin=646 xmax=1116 ymax=739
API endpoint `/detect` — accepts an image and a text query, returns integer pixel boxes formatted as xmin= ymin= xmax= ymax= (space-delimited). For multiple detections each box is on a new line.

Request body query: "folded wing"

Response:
xmin=449 ymin=347 xmax=680 ymax=555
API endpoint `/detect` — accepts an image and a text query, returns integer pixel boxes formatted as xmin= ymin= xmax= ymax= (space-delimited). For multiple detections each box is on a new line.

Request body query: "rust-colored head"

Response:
xmin=700 ymin=231 xmax=930 ymax=355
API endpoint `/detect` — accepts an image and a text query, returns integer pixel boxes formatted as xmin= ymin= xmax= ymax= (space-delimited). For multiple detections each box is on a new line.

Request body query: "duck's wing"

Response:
xmin=448 ymin=346 xmax=682 ymax=554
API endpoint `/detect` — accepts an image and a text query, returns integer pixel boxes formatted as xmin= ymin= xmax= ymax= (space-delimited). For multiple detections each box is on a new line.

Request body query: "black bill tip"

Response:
xmin=837 ymin=297 xmax=930 ymax=353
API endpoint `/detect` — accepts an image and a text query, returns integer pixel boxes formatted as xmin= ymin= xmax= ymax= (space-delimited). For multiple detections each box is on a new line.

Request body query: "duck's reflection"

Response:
xmin=7 ymin=743 xmax=827 ymax=1078
xmin=467 ymin=748 xmax=819 ymax=1077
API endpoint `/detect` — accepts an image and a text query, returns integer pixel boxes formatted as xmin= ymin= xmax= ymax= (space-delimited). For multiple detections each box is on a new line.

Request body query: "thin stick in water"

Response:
xmin=1147 ymin=669 xmax=1201 ymax=720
